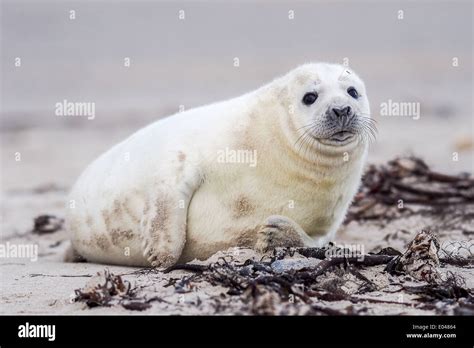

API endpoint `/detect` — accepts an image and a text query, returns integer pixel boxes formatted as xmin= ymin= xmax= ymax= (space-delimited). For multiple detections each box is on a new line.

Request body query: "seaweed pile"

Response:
xmin=163 ymin=232 xmax=474 ymax=315
xmin=346 ymin=156 xmax=474 ymax=226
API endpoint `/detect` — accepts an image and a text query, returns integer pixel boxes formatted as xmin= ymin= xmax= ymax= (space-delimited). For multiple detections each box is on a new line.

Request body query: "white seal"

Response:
xmin=66 ymin=62 xmax=374 ymax=267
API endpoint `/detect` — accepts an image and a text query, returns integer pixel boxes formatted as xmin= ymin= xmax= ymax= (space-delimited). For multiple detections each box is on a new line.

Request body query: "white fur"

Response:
xmin=66 ymin=63 xmax=371 ymax=267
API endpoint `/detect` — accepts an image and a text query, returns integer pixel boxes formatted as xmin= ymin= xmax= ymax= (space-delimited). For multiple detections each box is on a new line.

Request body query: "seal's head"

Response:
xmin=280 ymin=63 xmax=375 ymax=150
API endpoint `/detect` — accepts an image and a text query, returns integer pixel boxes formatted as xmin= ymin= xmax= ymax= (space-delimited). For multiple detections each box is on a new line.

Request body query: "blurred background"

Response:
xmin=1 ymin=0 xmax=473 ymax=193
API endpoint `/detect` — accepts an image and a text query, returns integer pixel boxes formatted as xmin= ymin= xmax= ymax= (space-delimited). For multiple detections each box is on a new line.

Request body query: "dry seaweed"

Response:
xmin=73 ymin=270 xmax=162 ymax=311
xmin=161 ymin=231 xmax=473 ymax=315
xmin=346 ymin=156 xmax=474 ymax=224
xmin=74 ymin=270 xmax=133 ymax=307
xmin=163 ymin=246 xmax=397 ymax=314
xmin=403 ymin=272 xmax=473 ymax=302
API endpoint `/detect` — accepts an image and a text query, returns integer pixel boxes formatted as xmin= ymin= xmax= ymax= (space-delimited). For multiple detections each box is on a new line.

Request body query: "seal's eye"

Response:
xmin=347 ymin=87 xmax=359 ymax=99
xmin=302 ymin=92 xmax=318 ymax=105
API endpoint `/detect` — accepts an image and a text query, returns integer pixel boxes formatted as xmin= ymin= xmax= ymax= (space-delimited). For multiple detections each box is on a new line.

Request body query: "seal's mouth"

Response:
xmin=317 ymin=130 xmax=356 ymax=146
xmin=317 ymin=134 xmax=356 ymax=147
xmin=330 ymin=130 xmax=354 ymax=142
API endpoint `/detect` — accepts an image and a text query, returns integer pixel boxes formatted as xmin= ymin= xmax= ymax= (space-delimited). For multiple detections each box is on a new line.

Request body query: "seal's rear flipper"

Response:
xmin=64 ymin=244 xmax=87 ymax=263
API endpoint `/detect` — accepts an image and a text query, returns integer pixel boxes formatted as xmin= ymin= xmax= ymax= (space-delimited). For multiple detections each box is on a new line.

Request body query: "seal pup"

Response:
xmin=66 ymin=62 xmax=375 ymax=267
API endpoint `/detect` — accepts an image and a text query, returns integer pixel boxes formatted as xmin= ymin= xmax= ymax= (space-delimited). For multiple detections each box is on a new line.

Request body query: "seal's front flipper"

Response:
xmin=255 ymin=215 xmax=317 ymax=252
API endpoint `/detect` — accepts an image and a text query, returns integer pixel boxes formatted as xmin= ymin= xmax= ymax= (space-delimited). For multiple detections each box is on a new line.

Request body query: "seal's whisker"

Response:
xmin=359 ymin=123 xmax=377 ymax=138
xmin=300 ymin=126 xmax=318 ymax=157
xmin=297 ymin=132 xmax=309 ymax=154
xmin=357 ymin=117 xmax=378 ymax=137
xmin=357 ymin=114 xmax=376 ymax=124
xmin=354 ymin=119 xmax=377 ymax=145
xmin=362 ymin=127 xmax=377 ymax=144
xmin=296 ymin=123 xmax=324 ymax=158
xmin=294 ymin=126 xmax=314 ymax=149
xmin=294 ymin=126 xmax=314 ymax=155
xmin=295 ymin=122 xmax=319 ymax=132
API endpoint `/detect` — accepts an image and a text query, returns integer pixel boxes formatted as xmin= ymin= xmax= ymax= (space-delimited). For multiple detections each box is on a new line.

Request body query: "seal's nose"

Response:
xmin=332 ymin=106 xmax=352 ymax=118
